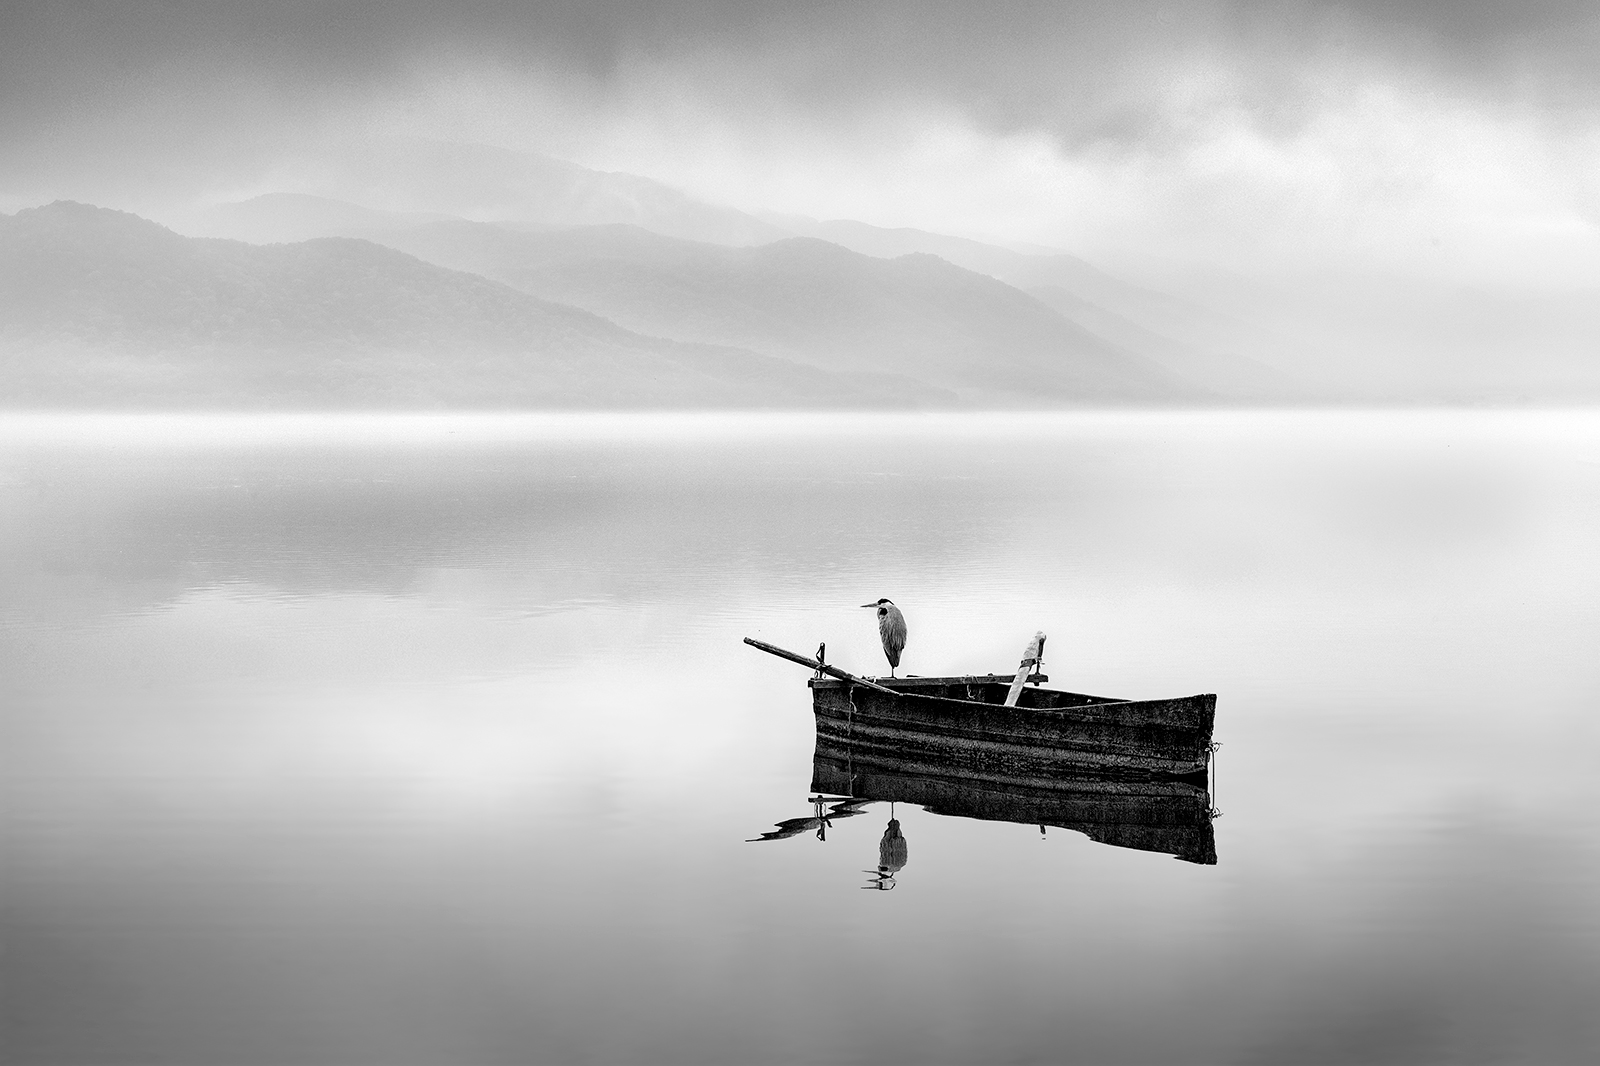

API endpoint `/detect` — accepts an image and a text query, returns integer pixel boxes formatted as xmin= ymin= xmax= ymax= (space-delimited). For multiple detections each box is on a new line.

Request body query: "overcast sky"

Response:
xmin=3 ymin=1 xmax=1597 ymax=284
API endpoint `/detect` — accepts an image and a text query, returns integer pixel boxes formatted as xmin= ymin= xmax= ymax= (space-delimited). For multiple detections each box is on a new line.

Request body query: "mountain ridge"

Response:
xmin=185 ymin=191 xmax=1308 ymax=402
xmin=0 ymin=202 xmax=950 ymax=409
xmin=370 ymin=219 xmax=1202 ymax=404
xmin=186 ymin=141 xmax=789 ymax=247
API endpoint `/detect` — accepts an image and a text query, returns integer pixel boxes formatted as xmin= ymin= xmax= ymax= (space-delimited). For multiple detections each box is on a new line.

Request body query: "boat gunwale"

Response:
xmin=810 ymin=675 xmax=1215 ymax=719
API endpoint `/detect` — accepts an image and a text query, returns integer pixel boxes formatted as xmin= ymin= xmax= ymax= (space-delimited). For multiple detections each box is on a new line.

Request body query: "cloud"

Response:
xmin=7 ymin=1 xmax=1596 ymax=151
xmin=2 ymin=1 xmax=1596 ymax=281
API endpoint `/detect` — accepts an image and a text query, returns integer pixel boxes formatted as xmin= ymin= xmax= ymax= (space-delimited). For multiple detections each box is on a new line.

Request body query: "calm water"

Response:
xmin=4 ymin=411 xmax=1599 ymax=1065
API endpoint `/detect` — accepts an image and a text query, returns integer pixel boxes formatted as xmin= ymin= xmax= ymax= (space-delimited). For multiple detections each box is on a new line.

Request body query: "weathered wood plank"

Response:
xmin=743 ymin=636 xmax=898 ymax=695
xmin=1004 ymin=631 xmax=1047 ymax=707
xmin=814 ymin=716 xmax=1208 ymax=777
xmin=808 ymin=681 xmax=1215 ymax=776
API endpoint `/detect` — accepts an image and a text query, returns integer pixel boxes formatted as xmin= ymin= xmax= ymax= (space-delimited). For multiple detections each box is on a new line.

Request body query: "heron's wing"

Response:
xmin=880 ymin=608 xmax=908 ymax=652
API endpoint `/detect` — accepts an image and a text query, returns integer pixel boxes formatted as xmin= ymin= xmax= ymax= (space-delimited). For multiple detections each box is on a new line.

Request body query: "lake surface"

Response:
xmin=5 ymin=410 xmax=1599 ymax=1065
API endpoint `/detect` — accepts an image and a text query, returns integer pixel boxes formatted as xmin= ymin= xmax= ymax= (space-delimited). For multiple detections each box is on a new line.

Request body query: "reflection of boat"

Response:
xmin=744 ymin=636 xmax=1215 ymax=778
xmin=746 ymin=797 xmax=871 ymax=842
xmin=812 ymin=745 xmax=1216 ymax=865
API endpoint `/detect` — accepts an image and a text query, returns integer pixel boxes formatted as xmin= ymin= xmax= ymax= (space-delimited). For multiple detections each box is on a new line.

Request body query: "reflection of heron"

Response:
xmin=860 ymin=598 xmax=907 ymax=677
xmin=864 ymin=804 xmax=908 ymax=890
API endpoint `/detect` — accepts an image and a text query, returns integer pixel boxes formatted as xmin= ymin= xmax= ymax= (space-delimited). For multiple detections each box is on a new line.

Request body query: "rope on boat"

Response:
xmin=1207 ymin=741 xmax=1223 ymax=819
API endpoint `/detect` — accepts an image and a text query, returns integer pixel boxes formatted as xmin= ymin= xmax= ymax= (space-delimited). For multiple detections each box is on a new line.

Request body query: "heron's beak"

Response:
xmin=859 ymin=602 xmax=876 ymax=608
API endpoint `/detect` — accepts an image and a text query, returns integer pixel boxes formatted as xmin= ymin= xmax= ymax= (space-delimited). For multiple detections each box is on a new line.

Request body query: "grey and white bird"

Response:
xmin=860 ymin=598 xmax=907 ymax=677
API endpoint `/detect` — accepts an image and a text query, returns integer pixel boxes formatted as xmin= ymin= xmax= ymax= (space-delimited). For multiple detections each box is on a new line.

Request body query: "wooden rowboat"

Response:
xmin=745 ymin=635 xmax=1216 ymax=779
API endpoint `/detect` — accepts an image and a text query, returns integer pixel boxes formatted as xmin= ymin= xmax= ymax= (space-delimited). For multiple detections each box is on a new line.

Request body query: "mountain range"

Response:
xmin=366 ymin=220 xmax=1194 ymax=402
xmin=184 ymin=141 xmax=790 ymax=247
xmin=1 ymin=195 xmax=1252 ymax=409
xmin=184 ymin=178 xmax=1312 ymax=404
xmin=7 ymin=143 xmax=1585 ymax=409
xmin=0 ymin=202 xmax=948 ymax=408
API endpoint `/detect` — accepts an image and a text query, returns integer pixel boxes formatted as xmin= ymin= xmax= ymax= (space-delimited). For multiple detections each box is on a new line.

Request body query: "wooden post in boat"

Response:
xmin=1004 ymin=632 xmax=1047 ymax=707
xmin=742 ymin=637 xmax=901 ymax=696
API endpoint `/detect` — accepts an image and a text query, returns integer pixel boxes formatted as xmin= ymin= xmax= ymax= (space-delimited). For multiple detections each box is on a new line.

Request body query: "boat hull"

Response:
xmin=809 ymin=674 xmax=1215 ymax=778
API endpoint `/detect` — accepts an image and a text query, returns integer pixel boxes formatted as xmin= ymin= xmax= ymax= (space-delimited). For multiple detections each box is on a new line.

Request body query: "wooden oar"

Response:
xmin=1004 ymin=631 xmax=1047 ymax=707
xmin=743 ymin=637 xmax=900 ymax=695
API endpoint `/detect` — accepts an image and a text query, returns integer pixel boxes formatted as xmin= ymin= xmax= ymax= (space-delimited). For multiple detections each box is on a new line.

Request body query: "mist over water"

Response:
xmin=5 ymin=411 xmax=1599 ymax=1064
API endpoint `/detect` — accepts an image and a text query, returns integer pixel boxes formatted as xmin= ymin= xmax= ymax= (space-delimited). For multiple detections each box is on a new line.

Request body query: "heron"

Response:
xmin=860 ymin=598 xmax=907 ymax=677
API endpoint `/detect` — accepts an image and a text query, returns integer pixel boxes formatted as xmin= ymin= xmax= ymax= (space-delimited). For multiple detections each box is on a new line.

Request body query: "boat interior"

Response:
xmin=813 ymin=674 xmax=1122 ymax=709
